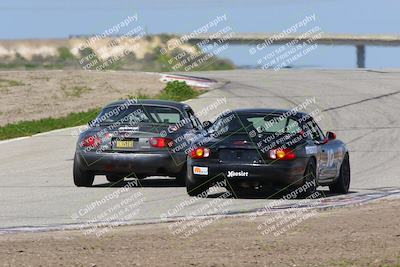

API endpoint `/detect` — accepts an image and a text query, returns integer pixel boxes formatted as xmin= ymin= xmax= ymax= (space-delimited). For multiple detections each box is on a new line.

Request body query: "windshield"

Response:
xmin=209 ymin=112 xmax=302 ymax=135
xmin=94 ymin=105 xmax=184 ymax=125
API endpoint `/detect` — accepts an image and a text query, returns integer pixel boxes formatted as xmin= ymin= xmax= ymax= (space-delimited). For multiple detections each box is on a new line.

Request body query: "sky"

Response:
xmin=1 ymin=0 xmax=399 ymax=68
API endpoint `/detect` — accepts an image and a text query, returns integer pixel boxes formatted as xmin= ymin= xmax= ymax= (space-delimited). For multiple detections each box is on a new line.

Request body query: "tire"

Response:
xmin=226 ymin=182 xmax=245 ymax=198
xmin=106 ymin=175 xmax=124 ymax=183
xmin=175 ymin=164 xmax=187 ymax=186
xmin=329 ymin=154 xmax=350 ymax=194
xmin=73 ymin=155 xmax=94 ymax=187
xmin=296 ymin=159 xmax=317 ymax=199
xmin=186 ymin=178 xmax=209 ymax=197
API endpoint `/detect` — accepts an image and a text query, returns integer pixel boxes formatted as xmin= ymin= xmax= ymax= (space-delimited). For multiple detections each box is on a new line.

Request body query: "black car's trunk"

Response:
xmin=212 ymin=132 xmax=303 ymax=163
xmin=218 ymin=148 xmax=261 ymax=163
xmin=214 ymin=133 xmax=262 ymax=163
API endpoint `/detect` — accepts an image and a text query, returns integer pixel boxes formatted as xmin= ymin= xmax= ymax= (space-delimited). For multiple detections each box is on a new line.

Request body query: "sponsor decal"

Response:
xmin=193 ymin=166 xmax=208 ymax=175
xmin=227 ymin=170 xmax=249 ymax=178
xmin=305 ymin=145 xmax=317 ymax=154
xmin=326 ymin=149 xmax=335 ymax=168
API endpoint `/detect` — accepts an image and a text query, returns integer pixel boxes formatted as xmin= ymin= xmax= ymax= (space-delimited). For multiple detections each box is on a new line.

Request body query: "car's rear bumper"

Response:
xmin=75 ymin=151 xmax=186 ymax=176
xmin=187 ymin=158 xmax=309 ymax=187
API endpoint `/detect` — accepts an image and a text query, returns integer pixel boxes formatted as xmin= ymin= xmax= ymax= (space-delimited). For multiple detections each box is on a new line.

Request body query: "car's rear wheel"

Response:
xmin=73 ymin=155 xmax=94 ymax=187
xmin=296 ymin=159 xmax=317 ymax=198
xmin=106 ymin=175 xmax=124 ymax=183
xmin=186 ymin=178 xmax=209 ymax=197
xmin=329 ymin=154 xmax=350 ymax=194
xmin=175 ymin=164 xmax=187 ymax=186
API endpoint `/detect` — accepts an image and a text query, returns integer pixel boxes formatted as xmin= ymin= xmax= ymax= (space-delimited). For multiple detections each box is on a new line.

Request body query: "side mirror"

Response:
xmin=326 ymin=131 xmax=336 ymax=140
xmin=202 ymin=121 xmax=212 ymax=130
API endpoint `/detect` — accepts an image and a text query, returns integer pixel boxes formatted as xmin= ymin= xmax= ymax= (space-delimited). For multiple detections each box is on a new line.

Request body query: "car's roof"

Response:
xmin=104 ymin=99 xmax=190 ymax=111
xmin=230 ymin=108 xmax=309 ymax=118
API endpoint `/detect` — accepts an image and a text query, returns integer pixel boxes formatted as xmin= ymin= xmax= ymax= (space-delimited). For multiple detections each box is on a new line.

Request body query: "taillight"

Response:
xmin=269 ymin=148 xmax=296 ymax=160
xmin=190 ymin=147 xmax=211 ymax=159
xmin=149 ymin=137 xmax=174 ymax=148
xmin=81 ymin=136 xmax=102 ymax=148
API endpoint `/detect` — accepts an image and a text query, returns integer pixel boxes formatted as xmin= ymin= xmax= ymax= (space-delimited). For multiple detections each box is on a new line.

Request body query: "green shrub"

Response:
xmin=58 ymin=47 xmax=75 ymax=61
xmin=158 ymin=81 xmax=201 ymax=101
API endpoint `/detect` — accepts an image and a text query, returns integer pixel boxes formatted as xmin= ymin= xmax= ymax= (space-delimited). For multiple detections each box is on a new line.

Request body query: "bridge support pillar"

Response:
xmin=356 ymin=45 xmax=365 ymax=68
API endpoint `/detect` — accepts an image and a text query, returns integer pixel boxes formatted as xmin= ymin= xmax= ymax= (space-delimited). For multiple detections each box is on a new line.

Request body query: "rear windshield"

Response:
xmin=209 ymin=112 xmax=302 ymax=135
xmin=94 ymin=105 xmax=184 ymax=125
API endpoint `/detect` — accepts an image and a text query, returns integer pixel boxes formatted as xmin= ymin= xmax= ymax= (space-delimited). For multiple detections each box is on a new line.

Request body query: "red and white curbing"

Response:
xmin=160 ymin=74 xmax=217 ymax=88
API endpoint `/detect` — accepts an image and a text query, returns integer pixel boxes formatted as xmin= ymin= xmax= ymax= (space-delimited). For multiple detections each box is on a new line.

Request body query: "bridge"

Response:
xmin=185 ymin=33 xmax=400 ymax=68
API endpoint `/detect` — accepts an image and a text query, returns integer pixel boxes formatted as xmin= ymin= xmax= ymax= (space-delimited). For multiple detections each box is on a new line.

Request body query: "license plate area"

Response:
xmin=219 ymin=149 xmax=260 ymax=163
xmin=113 ymin=138 xmax=137 ymax=149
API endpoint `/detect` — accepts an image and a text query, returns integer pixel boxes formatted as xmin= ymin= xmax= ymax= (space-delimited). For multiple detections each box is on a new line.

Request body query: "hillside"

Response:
xmin=0 ymin=35 xmax=235 ymax=72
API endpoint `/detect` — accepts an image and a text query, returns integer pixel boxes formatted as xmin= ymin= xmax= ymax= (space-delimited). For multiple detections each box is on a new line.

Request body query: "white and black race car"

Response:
xmin=186 ymin=109 xmax=350 ymax=197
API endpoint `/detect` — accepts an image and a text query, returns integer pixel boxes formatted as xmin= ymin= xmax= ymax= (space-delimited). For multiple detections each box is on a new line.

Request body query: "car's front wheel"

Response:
xmin=329 ymin=153 xmax=350 ymax=194
xmin=73 ymin=155 xmax=94 ymax=187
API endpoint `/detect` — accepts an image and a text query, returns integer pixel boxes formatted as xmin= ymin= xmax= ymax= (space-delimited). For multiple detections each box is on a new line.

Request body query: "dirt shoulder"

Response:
xmin=1 ymin=199 xmax=399 ymax=267
xmin=0 ymin=70 xmax=165 ymax=126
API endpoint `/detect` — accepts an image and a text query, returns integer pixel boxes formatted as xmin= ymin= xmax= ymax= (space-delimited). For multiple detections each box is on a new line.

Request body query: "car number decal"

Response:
xmin=305 ymin=145 xmax=317 ymax=154
xmin=327 ymin=149 xmax=335 ymax=167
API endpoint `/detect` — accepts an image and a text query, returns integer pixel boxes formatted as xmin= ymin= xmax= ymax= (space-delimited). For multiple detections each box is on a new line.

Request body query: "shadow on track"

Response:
xmin=93 ymin=177 xmax=359 ymax=200
xmin=93 ymin=177 xmax=184 ymax=188
xmin=208 ymin=189 xmax=359 ymax=200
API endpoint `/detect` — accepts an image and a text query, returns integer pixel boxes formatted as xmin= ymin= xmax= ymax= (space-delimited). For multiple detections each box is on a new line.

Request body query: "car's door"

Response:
xmin=303 ymin=119 xmax=332 ymax=181
xmin=323 ymin=139 xmax=344 ymax=179
xmin=309 ymin=119 xmax=344 ymax=180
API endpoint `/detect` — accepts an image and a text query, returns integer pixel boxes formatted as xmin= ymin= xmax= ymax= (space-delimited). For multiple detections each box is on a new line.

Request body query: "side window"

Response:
xmin=304 ymin=119 xmax=323 ymax=141
xmin=314 ymin=121 xmax=325 ymax=140
xmin=187 ymin=110 xmax=201 ymax=129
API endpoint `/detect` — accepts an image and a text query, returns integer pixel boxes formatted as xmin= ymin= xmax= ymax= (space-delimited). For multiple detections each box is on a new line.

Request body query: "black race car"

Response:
xmin=73 ymin=99 xmax=205 ymax=187
xmin=186 ymin=109 xmax=350 ymax=197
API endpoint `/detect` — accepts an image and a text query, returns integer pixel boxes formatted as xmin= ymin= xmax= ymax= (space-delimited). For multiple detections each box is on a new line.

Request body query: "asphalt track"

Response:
xmin=1 ymin=69 xmax=400 ymax=232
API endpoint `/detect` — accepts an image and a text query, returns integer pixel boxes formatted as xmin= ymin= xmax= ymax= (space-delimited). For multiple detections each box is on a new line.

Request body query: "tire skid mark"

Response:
xmin=322 ymin=90 xmax=400 ymax=112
